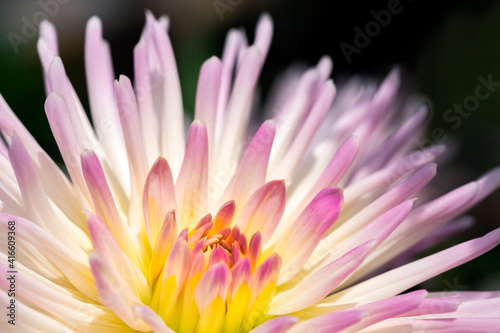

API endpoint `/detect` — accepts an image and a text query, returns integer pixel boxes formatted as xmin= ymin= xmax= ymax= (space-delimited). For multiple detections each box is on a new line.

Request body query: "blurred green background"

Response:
xmin=0 ymin=0 xmax=499 ymax=291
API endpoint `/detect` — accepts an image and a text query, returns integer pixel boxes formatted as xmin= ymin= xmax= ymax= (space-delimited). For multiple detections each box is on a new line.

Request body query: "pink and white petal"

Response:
xmin=365 ymin=317 xmax=500 ymax=333
xmin=143 ymin=157 xmax=176 ymax=246
xmin=288 ymin=310 xmax=365 ymax=333
xmin=352 ymin=105 xmax=428 ymax=182
xmin=235 ymin=180 xmax=285 ymax=243
xmin=195 ymin=262 xmax=232 ymax=312
xmin=218 ymin=120 xmax=275 ymax=212
xmin=347 ymin=290 xmax=427 ymax=331
xmin=151 ymin=210 xmax=177 ymax=282
xmin=359 ymin=181 xmax=480 ymax=277
xmin=270 ymin=241 xmax=375 ymax=314
xmin=284 ymin=136 xmax=359 ymax=230
xmin=268 ymin=69 xmax=321 ymax=170
xmin=46 ymin=57 xmax=99 ymax=154
xmin=195 ymin=56 xmax=222 ymax=148
xmin=175 ymin=121 xmax=209 ymax=230
xmin=9 ymin=134 xmax=90 ymax=252
xmin=229 ymin=257 xmax=251 ymax=300
xmin=86 ymin=212 xmax=150 ymax=302
xmin=0 ymin=95 xmax=82 ymax=223
xmin=397 ymin=296 xmax=461 ymax=317
xmin=38 ymin=20 xmax=58 ymax=95
xmin=310 ymin=200 xmax=415 ymax=285
xmin=253 ymin=13 xmax=273 ymax=63
xmin=45 ymin=92 xmax=93 ymax=205
xmin=0 ymin=264 xmax=125 ymax=332
xmin=416 ymin=297 xmax=500 ymax=319
xmin=85 ymin=17 xmax=129 ymax=189
xmin=163 ymin=238 xmax=192 ymax=295
xmin=249 ymin=316 xmax=298 ymax=333
xmin=272 ymin=187 xmax=343 ymax=284
xmin=344 ymin=144 xmax=445 ymax=206
xmin=250 ymin=253 xmax=281 ymax=301
xmin=144 ymin=12 xmax=185 ymax=174
xmin=82 ymin=150 xmax=138 ymax=257
xmin=0 ymin=293 xmax=80 ymax=333
xmin=115 ymin=75 xmax=149 ymax=231
xmin=427 ymin=291 xmax=500 ymax=302
xmin=316 ymin=55 xmax=333 ymax=81
xmin=215 ymin=28 xmax=247 ymax=143
xmin=133 ymin=38 xmax=160 ymax=166
xmin=40 ymin=20 xmax=58 ymax=54
xmin=326 ymin=228 xmax=500 ymax=304
xmin=247 ymin=232 xmax=262 ymax=273
xmin=328 ymin=163 xmax=436 ymax=244
xmin=352 ymin=68 xmax=400 ymax=146
xmin=270 ymin=80 xmax=336 ymax=181
xmin=0 ymin=213 xmax=97 ymax=301
xmin=89 ymin=254 xmax=150 ymax=331
xmin=133 ymin=305 xmax=176 ymax=333
xmin=215 ymin=46 xmax=261 ymax=174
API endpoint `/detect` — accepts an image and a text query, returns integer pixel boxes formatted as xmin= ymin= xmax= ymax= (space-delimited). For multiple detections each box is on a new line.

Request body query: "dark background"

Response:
xmin=0 ymin=0 xmax=499 ymax=291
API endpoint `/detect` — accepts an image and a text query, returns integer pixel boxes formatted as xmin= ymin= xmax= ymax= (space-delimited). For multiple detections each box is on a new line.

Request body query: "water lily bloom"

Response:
xmin=1 ymin=11 xmax=500 ymax=333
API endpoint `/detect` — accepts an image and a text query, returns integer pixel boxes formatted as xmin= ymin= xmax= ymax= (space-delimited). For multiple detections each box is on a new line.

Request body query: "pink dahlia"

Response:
xmin=1 ymin=12 xmax=500 ymax=333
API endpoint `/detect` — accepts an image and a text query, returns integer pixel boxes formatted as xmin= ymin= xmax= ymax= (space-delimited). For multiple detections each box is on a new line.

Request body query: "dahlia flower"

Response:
xmin=1 ymin=11 xmax=500 ymax=333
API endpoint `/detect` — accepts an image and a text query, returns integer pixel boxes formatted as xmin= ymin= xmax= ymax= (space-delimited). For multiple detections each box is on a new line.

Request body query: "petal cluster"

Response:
xmin=0 ymin=11 xmax=499 ymax=333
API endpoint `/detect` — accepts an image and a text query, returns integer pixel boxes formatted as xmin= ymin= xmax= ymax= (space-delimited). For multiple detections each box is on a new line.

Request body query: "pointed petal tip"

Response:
xmin=86 ymin=16 xmax=102 ymax=30
xmin=39 ymin=20 xmax=55 ymax=33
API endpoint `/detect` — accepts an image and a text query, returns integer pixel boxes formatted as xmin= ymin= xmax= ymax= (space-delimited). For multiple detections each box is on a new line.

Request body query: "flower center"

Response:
xmin=147 ymin=200 xmax=282 ymax=333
